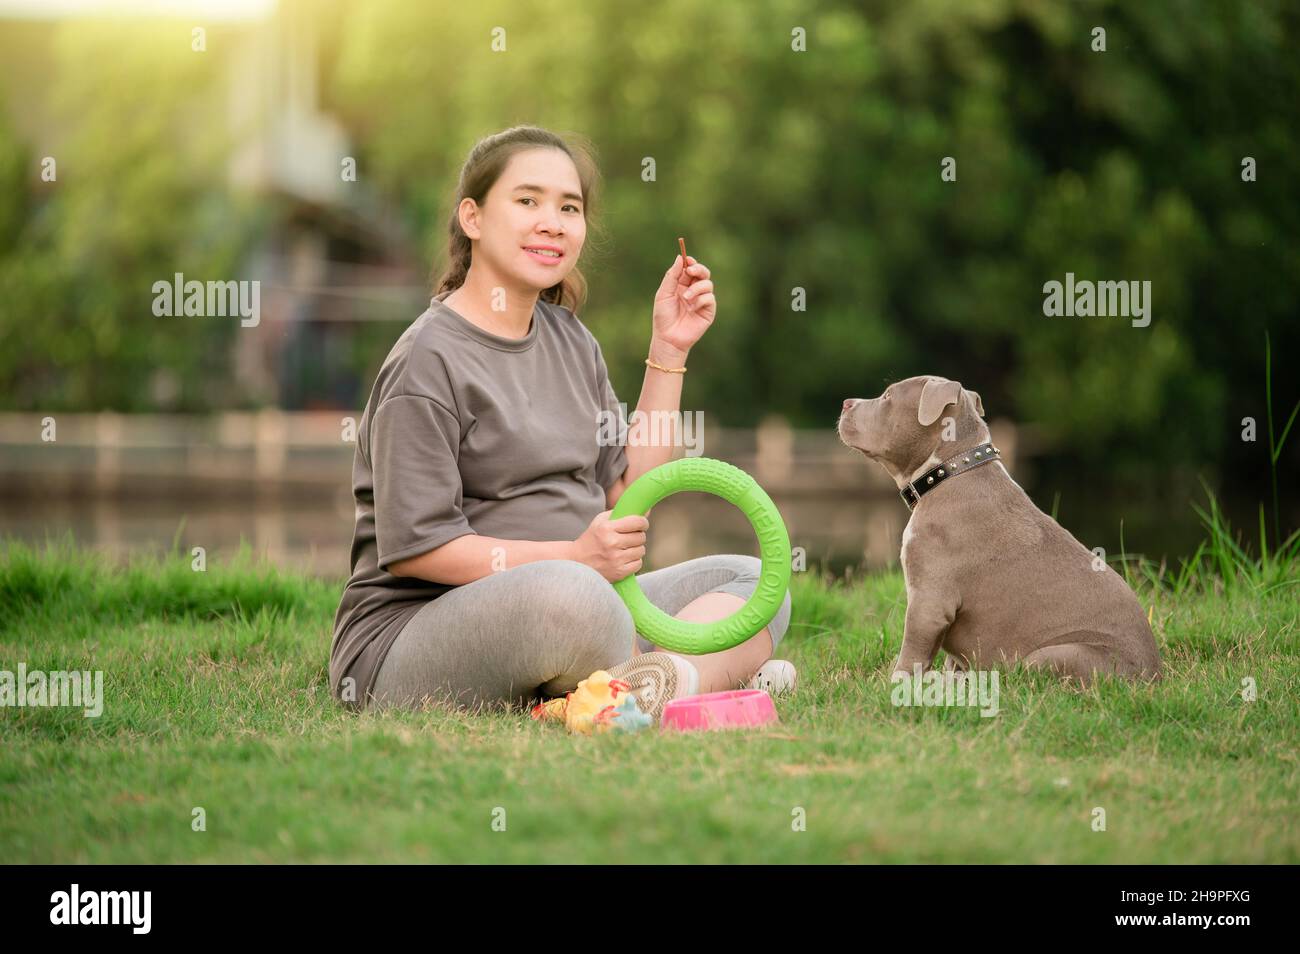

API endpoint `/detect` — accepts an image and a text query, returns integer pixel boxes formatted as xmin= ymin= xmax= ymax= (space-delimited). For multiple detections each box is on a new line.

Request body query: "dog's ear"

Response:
xmin=917 ymin=378 xmax=962 ymax=426
xmin=963 ymin=387 xmax=985 ymax=418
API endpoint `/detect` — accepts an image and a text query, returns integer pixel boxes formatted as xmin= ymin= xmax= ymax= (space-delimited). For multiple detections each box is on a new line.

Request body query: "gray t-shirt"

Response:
xmin=329 ymin=290 xmax=629 ymax=706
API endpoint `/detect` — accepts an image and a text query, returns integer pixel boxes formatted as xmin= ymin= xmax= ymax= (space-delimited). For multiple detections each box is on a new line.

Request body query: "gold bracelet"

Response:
xmin=645 ymin=357 xmax=687 ymax=374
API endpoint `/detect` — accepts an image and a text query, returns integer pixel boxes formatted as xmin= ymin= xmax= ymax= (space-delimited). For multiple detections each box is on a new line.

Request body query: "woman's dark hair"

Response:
xmin=433 ymin=125 xmax=605 ymax=314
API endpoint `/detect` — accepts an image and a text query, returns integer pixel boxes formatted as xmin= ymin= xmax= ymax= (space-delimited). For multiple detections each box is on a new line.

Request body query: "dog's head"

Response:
xmin=837 ymin=375 xmax=987 ymax=479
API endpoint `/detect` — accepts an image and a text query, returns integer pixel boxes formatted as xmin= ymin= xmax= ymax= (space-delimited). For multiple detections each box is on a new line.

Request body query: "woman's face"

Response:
xmin=463 ymin=147 xmax=587 ymax=292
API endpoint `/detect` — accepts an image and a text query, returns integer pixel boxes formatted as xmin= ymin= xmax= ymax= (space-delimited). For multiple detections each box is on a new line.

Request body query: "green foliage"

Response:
xmin=1122 ymin=481 xmax=1300 ymax=598
xmin=0 ymin=19 xmax=256 ymax=411
xmin=1112 ymin=334 xmax=1300 ymax=592
xmin=0 ymin=534 xmax=334 ymax=638
xmin=0 ymin=0 xmax=1296 ymax=493
xmin=1 ymin=531 xmax=1296 ymax=862
xmin=324 ymin=0 xmax=1300 ymax=487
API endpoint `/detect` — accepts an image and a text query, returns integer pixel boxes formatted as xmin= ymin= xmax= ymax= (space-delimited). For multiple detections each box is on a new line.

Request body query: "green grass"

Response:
xmin=1 ymin=525 xmax=1297 ymax=864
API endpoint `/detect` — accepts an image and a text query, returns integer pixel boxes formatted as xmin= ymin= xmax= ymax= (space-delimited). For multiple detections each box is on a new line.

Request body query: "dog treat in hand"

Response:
xmin=678 ymin=236 xmax=688 ymax=270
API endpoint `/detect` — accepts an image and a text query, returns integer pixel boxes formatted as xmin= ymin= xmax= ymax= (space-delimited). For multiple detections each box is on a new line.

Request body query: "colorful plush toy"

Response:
xmin=529 ymin=669 xmax=652 ymax=735
xmin=530 ymin=696 xmax=568 ymax=724
xmin=604 ymin=693 xmax=653 ymax=733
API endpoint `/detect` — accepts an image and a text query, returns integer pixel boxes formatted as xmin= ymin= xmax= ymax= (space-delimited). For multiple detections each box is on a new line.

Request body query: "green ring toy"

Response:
xmin=610 ymin=457 xmax=791 ymax=655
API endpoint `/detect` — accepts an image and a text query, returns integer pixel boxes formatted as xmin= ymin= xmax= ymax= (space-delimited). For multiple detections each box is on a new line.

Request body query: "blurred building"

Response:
xmin=0 ymin=0 xmax=427 ymax=411
xmin=222 ymin=0 xmax=425 ymax=409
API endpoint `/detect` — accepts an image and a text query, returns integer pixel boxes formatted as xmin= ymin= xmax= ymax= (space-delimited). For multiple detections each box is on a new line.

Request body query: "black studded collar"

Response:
xmin=899 ymin=441 xmax=1002 ymax=511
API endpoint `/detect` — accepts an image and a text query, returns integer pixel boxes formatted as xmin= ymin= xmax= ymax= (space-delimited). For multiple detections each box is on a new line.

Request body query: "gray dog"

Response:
xmin=838 ymin=375 xmax=1161 ymax=685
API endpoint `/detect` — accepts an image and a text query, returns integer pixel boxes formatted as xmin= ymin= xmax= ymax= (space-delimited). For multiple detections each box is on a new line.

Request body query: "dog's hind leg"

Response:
xmin=1019 ymin=641 xmax=1139 ymax=686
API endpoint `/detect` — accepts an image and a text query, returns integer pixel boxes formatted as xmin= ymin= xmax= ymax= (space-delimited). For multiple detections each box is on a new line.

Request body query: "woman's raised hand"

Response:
xmin=571 ymin=510 xmax=649 ymax=582
xmin=651 ymin=252 xmax=716 ymax=355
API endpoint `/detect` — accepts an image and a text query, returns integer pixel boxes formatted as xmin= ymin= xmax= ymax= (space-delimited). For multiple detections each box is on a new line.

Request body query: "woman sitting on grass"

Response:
xmin=329 ymin=124 xmax=794 ymax=719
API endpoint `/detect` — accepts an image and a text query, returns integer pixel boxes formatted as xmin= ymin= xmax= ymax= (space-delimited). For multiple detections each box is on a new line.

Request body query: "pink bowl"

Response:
xmin=661 ymin=689 xmax=778 ymax=732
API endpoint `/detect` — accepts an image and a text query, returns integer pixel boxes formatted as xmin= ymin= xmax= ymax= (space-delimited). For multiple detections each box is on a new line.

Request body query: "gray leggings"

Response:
xmin=368 ymin=554 xmax=792 ymax=711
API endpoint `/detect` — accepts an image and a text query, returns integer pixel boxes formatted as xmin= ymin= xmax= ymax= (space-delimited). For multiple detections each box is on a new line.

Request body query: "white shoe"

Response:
xmin=746 ymin=659 xmax=797 ymax=695
xmin=608 ymin=652 xmax=699 ymax=724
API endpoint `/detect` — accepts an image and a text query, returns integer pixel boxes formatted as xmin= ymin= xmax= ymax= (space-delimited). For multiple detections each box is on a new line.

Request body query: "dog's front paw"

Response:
xmin=891 ymin=659 xmax=931 ymax=678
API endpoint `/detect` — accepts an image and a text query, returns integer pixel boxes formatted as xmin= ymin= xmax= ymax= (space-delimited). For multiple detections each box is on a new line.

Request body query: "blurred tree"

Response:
xmin=0 ymin=18 xmax=253 ymax=412
xmin=0 ymin=0 xmax=1295 ymax=525
xmin=322 ymin=0 xmax=1297 ymax=500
